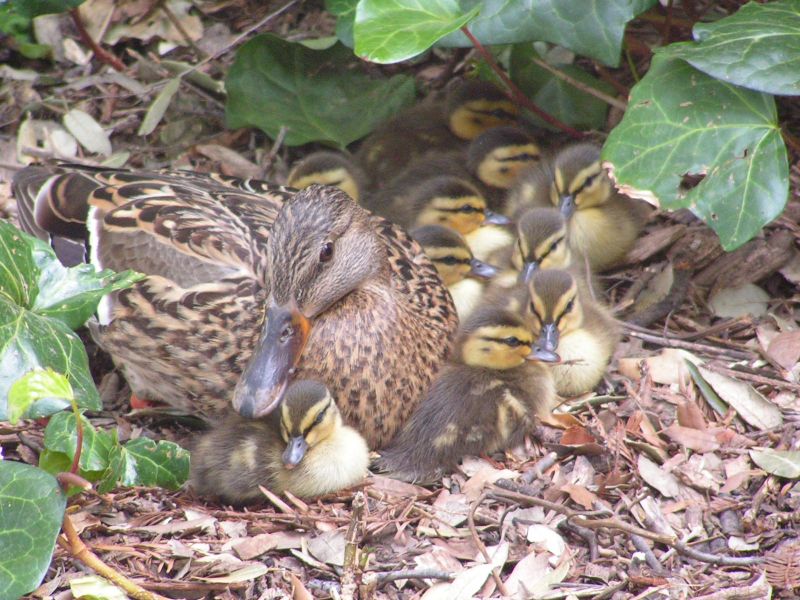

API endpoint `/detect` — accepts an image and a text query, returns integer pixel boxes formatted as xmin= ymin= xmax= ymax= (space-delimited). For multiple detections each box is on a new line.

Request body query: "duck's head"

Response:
xmin=412 ymin=224 xmax=500 ymax=286
xmin=549 ymin=143 xmax=613 ymax=218
xmin=526 ymin=269 xmax=583 ymax=355
xmin=447 ymin=81 xmax=519 ymax=140
xmin=411 ymin=176 xmax=510 ymax=236
xmin=467 ymin=126 xmax=542 ymax=189
xmin=233 ymin=186 xmax=386 ymax=418
xmin=457 ymin=306 xmax=559 ymax=370
xmin=287 ymin=151 xmax=365 ymax=203
xmin=279 ymin=380 xmax=342 ymax=469
xmin=511 ymin=208 xmax=571 ymax=283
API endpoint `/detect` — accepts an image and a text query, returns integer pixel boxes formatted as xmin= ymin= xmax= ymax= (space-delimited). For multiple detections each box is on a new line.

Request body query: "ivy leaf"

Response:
xmin=7 ymin=368 xmax=72 ymax=425
xmin=509 ymin=43 xmax=615 ymax=129
xmin=0 ymin=461 xmax=66 ymax=600
xmin=42 ymin=412 xmax=114 ymax=474
xmin=354 ymin=0 xmax=481 ymax=64
xmin=226 ymin=34 xmax=416 ymax=147
xmin=602 ymin=53 xmax=788 ymax=250
xmin=666 ymin=0 xmax=800 ymax=96
xmin=438 ymin=0 xmax=658 ymax=67
xmin=13 ymin=0 xmax=85 ymax=18
xmin=327 ymin=0 xmax=357 ymax=47
xmin=100 ymin=438 xmax=190 ymax=493
xmin=0 ymin=220 xmax=39 ymax=307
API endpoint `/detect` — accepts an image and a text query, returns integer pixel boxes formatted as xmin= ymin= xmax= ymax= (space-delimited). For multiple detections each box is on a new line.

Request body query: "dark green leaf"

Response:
xmin=327 ymin=0 xmax=357 ymax=47
xmin=100 ymin=438 xmax=189 ymax=492
xmin=42 ymin=412 xmax=114 ymax=473
xmin=667 ymin=0 xmax=800 ymax=96
xmin=14 ymin=0 xmax=85 ymax=18
xmin=0 ymin=221 xmax=39 ymax=307
xmin=510 ymin=43 xmax=615 ymax=129
xmin=438 ymin=0 xmax=659 ymax=67
xmin=602 ymin=54 xmax=788 ymax=250
xmin=226 ymin=34 xmax=416 ymax=147
xmin=7 ymin=368 xmax=72 ymax=425
xmin=0 ymin=297 xmax=100 ymax=420
xmin=0 ymin=461 xmax=66 ymax=600
xmin=354 ymin=0 xmax=480 ymax=64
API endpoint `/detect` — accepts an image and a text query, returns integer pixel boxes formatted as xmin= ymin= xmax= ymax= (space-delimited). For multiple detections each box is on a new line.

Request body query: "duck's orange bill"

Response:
xmin=232 ymin=302 xmax=311 ymax=419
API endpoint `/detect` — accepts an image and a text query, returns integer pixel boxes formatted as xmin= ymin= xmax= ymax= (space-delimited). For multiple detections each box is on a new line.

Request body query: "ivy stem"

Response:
xmin=69 ymin=8 xmax=125 ymax=72
xmin=60 ymin=513 xmax=170 ymax=600
xmin=68 ymin=397 xmax=84 ymax=476
xmin=460 ymin=26 xmax=584 ymax=139
xmin=528 ymin=56 xmax=627 ymax=110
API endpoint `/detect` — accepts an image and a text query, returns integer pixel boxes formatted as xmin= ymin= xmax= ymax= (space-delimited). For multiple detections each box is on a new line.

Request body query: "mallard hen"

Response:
xmin=13 ymin=166 xmax=458 ymax=449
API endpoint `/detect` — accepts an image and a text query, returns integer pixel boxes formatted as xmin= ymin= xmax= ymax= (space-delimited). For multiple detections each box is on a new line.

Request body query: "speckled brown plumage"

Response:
xmin=13 ymin=166 xmax=459 ymax=449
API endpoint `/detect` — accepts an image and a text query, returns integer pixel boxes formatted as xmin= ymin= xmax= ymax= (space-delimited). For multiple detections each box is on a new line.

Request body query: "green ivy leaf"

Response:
xmin=42 ymin=412 xmax=114 ymax=474
xmin=438 ymin=0 xmax=658 ymax=67
xmin=7 ymin=368 xmax=72 ymax=425
xmin=100 ymin=438 xmax=190 ymax=493
xmin=327 ymin=0 xmax=357 ymax=47
xmin=509 ymin=43 xmax=615 ymax=129
xmin=666 ymin=0 xmax=800 ymax=96
xmin=225 ymin=34 xmax=416 ymax=147
xmin=354 ymin=0 xmax=481 ymax=64
xmin=14 ymin=0 xmax=85 ymax=18
xmin=602 ymin=53 xmax=788 ymax=250
xmin=0 ymin=461 xmax=66 ymax=600
xmin=0 ymin=221 xmax=39 ymax=308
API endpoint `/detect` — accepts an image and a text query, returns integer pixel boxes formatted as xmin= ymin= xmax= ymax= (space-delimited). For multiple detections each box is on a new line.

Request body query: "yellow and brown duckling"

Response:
xmin=411 ymin=224 xmax=500 ymax=319
xmin=506 ymin=142 xmax=650 ymax=272
xmin=287 ymin=151 xmax=367 ymax=203
xmin=356 ymin=80 xmax=519 ymax=184
xmin=526 ymin=269 xmax=620 ymax=396
xmin=13 ymin=167 xmax=458 ymax=449
xmin=376 ymin=306 xmax=558 ymax=484
xmin=191 ymin=380 xmax=369 ymax=504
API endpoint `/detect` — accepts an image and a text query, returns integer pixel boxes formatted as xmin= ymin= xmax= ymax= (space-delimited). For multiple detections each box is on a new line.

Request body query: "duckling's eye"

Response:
xmin=440 ymin=256 xmax=460 ymax=266
xmin=313 ymin=410 xmax=326 ymax=426
xmin=548 ymin=239 xmax=561 ymax=254
xmin=491 ymin=108 xmax=511 ymax=119
xmin=583 ymin=174 xmax=598 ymax=188
xmin=319 ymin=241 xmax=334 ymax=263
xmin=503 ymin=337 xmax=523 ymax=347
xmin=564 ymin=299 xmax=575 ymax=313
xmin=460 ymin=205 xmax=480 ymax=214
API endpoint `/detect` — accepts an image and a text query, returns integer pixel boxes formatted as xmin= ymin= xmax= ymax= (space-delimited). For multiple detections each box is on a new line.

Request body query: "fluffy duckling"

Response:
xmin=356 ymin=80 xmax=519 ymax=184
xmin=376 ymin=307 xmax=558 ymax=484
xmin=287 ymin=151 xmax=367 ymax=203
xmin=382 ymin=175 xmax=509 ymax=236
xmin=412 ymin=224 xmax=500 ymax=319
xmin=526 ymin=269 xmax=620 ymax=397
xmin=191 ymin=380 xmax=369 ymax=505
xmin=506 ymin=142 xmax=650 ymax=271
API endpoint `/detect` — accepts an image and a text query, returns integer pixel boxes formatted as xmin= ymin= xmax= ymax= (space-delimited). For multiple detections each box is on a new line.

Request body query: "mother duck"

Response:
xmin=12 ymin=166 xmax=458 ymax=449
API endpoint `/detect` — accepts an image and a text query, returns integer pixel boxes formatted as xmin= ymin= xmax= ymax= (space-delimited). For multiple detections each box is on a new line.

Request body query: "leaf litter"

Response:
xmin=1 ymin=3 xmax=800 ymax=599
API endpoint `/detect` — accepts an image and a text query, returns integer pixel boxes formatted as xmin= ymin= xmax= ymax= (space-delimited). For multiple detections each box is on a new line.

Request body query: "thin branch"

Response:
xmin=365 ymin=569 xmax=455 ymax=584
xmin=460 ymin=26 xmax=585 ymax=140
xmin=468 ymin=492 xmax=510 ymax=597
xmin=528 ymin=56 xmax=627 ymax=111
xmin=60 ymin=513 xmax=170 ymax=600
xmin=69 ymin=8 xmax=125 ymax=72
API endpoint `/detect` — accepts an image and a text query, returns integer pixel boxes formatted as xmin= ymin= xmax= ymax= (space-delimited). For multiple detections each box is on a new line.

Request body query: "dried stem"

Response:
xmin=341 ymin=491 xmax=365 ymax=600
xmin=460 ymin=26 xmax=584 ymax=139
xmin=468 ymin=492 xmax=510 ymax=596
xmin=69 ymin=8 xmax=125 ymax=71
xmin=528 ymin=56 xmax=627 ymax=110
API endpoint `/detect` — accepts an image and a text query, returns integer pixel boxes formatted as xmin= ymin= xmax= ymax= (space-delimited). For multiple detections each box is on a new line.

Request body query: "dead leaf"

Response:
xmin=662 ymin=424 xmax=720 ymax=453
xmin=288 ymin=572 xmax=313 ymax=600
xmin=766 ymin=330 xmax=800 ymax=371
xmin=526 ymin=525 xmax=567 ymax=557
xmin=421 ymin=564 xmax=494 ymax=600
xmin=431 ymin=490 xmax=469 ymax=527
xmin=196 ymin=564 xmax=267 ymax=583
xmin=232 ymin=533 xmax=278 ymax=560
xmin=676 ymin=400 xmax=708 ymax=430
xmin=618 ymin=348 xmax=702 ymax=385
xmin=560 ymin=483 xmax=598 ymax=510
xmin=504 ymin=551 xmax=550 ymax=598
xmin=634 ymin=262 xmax=673 ymax=313
xmin=307 ymin=529 xmax=346 ymax=567
xmin=195 ymin=144 xmax=261 ymax=179
xmin=697 ymin=367 xmax=783 ymax=430
xmin=63 ymin=109 xmax=112 ymax=156
xmin=638 ymin=455 xmax=681 ymax=498
xmin=367 ymin=474 xmax=429 ymax=499
xmin=750 ymin=449 xmax=800 ymax=479
xmin=461 ymin=462 xmax=517 ymax=501
xmin=709 ymin=284 xmax=769 ymax=318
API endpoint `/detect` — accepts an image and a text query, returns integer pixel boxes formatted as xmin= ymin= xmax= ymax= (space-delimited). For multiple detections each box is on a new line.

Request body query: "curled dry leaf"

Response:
xmin=618 ymin=348 xmax=703 ymax=385
xmin=421 ymin=564 xmax=494 ymax=600
xmin=697 ymin=367 xmax=783 ymax=430
xmin=662 ymin=424 xmax=720 ymax=453
xmin=676 ymin=400 xmax=708 ymax=430
xmin=560 ymin=483 xmax=597 ymax=510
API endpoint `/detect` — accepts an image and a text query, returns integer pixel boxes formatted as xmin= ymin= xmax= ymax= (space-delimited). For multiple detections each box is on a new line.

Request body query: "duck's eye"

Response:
xmin=564 ymin=299 xmax=575 ymax=313
xmin=491 ymin=108 xmax=511 ymax=119
xmin=440 ymin=256 xmax=459 ymax=266
xmin=503 ymin=337 xmax=523 ymax=347
xmin=548 ymin=239 xmax=561 ymax=254
xmin=460 ymin=205 xmax=479 ymax=214
xmin=583 ymin=174 xmax=598 ymax=188
xmin=313 ymin=410 xmax=325 ymax=426
xmin=319 ymin=241 xmax=334 ymax=263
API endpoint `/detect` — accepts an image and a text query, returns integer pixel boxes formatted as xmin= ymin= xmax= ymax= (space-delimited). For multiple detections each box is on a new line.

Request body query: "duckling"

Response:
xmin=381 ymin=175 xmax=509 ymax=236
xmin=506 ymin=142 xmax=650 ymax=271
xmin=526 ymin=269 xmax=620 ymax=397
xmin=356 ymin=80 xmax=519 ymax=185
xmin=191 ymin=380 xmax=369 ymax=504
xmin=287 ymin=151 xmax=367 ymax=203
xmin=411 ymin=224 xmax=500 ymax=319
xmin=376 ymin=306 xmax=558 ymax=484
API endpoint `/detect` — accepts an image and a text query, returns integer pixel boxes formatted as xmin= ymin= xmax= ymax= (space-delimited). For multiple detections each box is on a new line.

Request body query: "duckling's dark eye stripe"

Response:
xmin=472 ymin=108 xmax=516 ymax=120
xmin=497 ymin=154 xmax=538 ymax=162
xmin=479 ymin=336 xmax=528 ymax=345
xmin=303 ymin=401 xmax=331 ymax=437
xmin=539 ymin=236 xmax=564 ymax=261
xmin=529 ymin=304 xmax=544 ymax=324
xmin=437 ymin=206 xmax=484 ymax=214
xmin=436 ymin=256 xmax=471 ymax=266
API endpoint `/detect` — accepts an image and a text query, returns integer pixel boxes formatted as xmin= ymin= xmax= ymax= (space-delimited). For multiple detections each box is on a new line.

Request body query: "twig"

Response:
xmin=363 ymin=568 xmax=455 ymax=585
xmin=521 ymin=451 xmax=559 ymax=484
xmin=703 ymin=363 xmax=800 ymax=393
xmin=60 ymin=513 xmax=170 ymax=600
xmin=69 ymin=8 xmax=125 ymax=71
xmin=528 ymin=56 xmax=627 ymax=111
xmin=460 ymin=26 xmax=584 ymax=139
xmin=594 ymin=64 xmax=631 ymax=97
xmin=341 ymin=491 xmax=365 ymax=600
xmin=159 ymin=2 xmax=206 ymax=58
xmin=623 ymin=324 xmax=754 ymax=361
xmin=468 ymin=492 xmax=510 ymax=597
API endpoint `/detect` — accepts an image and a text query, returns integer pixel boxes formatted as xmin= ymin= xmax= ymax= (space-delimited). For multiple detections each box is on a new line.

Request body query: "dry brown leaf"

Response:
xmin=663 ymin=424 xmax=720 ymax=453
xmin=504 ymin=551 xmax=550 ymax=599
xmin=766 ymin=330 xmax=800 ymax=371
xmin=676 ymin=399 xmax=708 ymax=430
xmin=560 ymin=483 xmax=597 ymax=510
xmin=461 ymin=462 xmax=517 ymax=501
xmin=638 ymin=455 xmax=680 ymax=498
xmin=540 ymin=412 xmax=582 ymax=429
xmin=561 ymin=426 xmax=596 ymax=446
xmin=368 ymin=474 xmax=430 ymax=499
xmin=709 ymin=284 xmax=769 ymax=318
xmin=414 ymin=547 xmax=464 ymax=578
xmin=698 ymin=367 xmax=783 ymax=430
xmin=195 ymin=144 xmax=261 ymax=179
xmin=618 ymin=348 xmax=702 ymax=384
xmin=421 ymin=564 xmax=494 ymax=600
xmin=289 ymin=572 xmax=314 ymax=600
xmin=232 ymin=533 xmax=278 ymax=560
xmin=431 ymin=490 xmax=469 ymax=527
xmin=307 ymin=529 xmax=346 ymax=567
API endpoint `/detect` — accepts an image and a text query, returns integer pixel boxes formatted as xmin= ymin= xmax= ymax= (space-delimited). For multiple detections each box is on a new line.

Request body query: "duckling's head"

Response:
xmin=287 ymin=151 xmax=365 ymax=203
xmin=279 ymin=380 xmax=341 ymax=469
xmin=412 ymin=224 xmax=499 ymax=286
xmin=411 ymin=176 xmax=508 ymax=236
xmin=549 ymin=143 xmax=613 ymax=218
xmin=511 ymin=208 xmax=571 ymax=282
xmin=457 ymin=306 xmax=559 ymax=370
xmin=446 ymin=81 xmax=519 ymax=140
xmin=526 ymin=269 xmax=583 ymax=354
xmin=467 ymin=126 xmax=542 ymax=189
xmin=233 ymin=186 xmax=386 ymax=418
